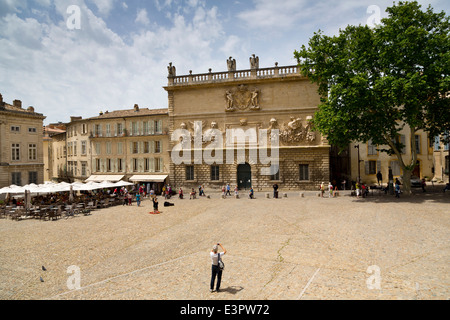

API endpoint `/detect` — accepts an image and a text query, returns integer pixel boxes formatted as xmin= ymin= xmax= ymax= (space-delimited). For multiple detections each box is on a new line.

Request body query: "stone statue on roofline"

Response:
xmin=227 ymin=56 xmax=236 ymax=71
xmin=250 ymin=54 xmax=259 ymax=70
xmin=167 ymin=62 xmax=176 ymax=77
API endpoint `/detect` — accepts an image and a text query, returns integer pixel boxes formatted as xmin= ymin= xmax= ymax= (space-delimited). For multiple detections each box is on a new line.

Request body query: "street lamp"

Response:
xmin=354 ymin=144 xmax=363 ymax=183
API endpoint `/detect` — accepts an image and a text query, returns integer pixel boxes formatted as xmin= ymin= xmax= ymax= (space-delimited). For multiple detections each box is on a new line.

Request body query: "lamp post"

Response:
xmin=354 ymin=145 xmax=362 ymax=183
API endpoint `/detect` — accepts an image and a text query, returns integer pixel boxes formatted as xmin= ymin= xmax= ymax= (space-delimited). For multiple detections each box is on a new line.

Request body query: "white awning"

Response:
xmin=129 ymin=175 xmax=168 ymax=183
xmin=85 ymin=175 xmax=124 ymax=182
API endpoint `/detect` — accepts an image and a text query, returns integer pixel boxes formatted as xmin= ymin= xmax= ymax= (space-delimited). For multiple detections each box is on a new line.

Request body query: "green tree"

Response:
xmin=295 ymin=1 xmax=449 ymax=194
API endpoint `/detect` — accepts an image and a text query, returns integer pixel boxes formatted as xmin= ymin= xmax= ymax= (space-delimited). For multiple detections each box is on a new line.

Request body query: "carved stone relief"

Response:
xmin=278 ymin=116 xmax=317 ymax=145
xmin=225 ymin=85 xmax=261 ymax=112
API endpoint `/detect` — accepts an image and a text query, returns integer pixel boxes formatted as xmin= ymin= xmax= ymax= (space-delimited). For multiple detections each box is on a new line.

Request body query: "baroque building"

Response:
xmin=0 ymin=94 xmax=46 ymax=188
xmin=164 ymin=56 xmax=330 ymax=191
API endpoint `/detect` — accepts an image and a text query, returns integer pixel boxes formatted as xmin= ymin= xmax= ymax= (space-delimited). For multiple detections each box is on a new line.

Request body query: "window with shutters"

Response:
xmin=367 ymin=160 xmax=377 ymax=175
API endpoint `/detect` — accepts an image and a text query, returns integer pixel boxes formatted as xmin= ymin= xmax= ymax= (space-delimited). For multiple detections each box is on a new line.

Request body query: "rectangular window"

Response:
xmin=11 ymin=126 xmax=20 ymax=132
xmin=81 ymin=141 xmax=87 ymax=155
xmin=132 ymin=142 xmax=139 ymax=154
xmin=132 ymin=122 xmax=138 ymax=136
xmin=106 ymin=142 xmax=112 ymax=155
xmin=186 ymin=165 xmax=194 ymax=181
xmin=73 ymin=141 xmax=77 ymax=156
xmin=133 ymin=158 xmax=138 ymax=172
xmin=95 ymin=143 xmax=101 ymax=155
xmin=29 ymin=172 xmax=38 ymax=184
xmin=95 ymin=159 xmax=101 ymax=172
xmin=154 ymin=158 xmax=161 ymax=172
xmin=144 ymin=142 xmax=150 ymax=154
xmin=28 ymin=144 xmax=37 ymax=161
xmin=299 ymin=164 xmax=309 ymax=181
xmin=155 ymin=141 xmax=161 ymax=154
xmin=117 ymin=123 xmax=123 ymax=136
xmin=106 ymin=124 xmax=111 ymax=137
xmin=11 ymin=172 xmax=21 ymax=186
xmin=12 ymin=144 xmax=20 ymax=161
xmin=94 ymin=124 xmax=101 ymax=136
xmin=117 ymin=142 xmax=123 ymax=155
xmin=367 ymin=140 xmax=377 ymax=156
xmin=211 ymin=165 xmax=220 ymax=181
xmin=107 ymin=159 xmax=112 ymax=172
xmin=118 ymin=159 xmax=123 ymax=172
xmin=155 ymin=120 xmax=162 ymax=134
xmin=28 ymin=127 xmax=37 ymax=133
xmin=415 ymin=135 xmax=421 ymax=154
xmin=82 ymin=123 xmax=88 ymax=134
xmin=81 ymin=162 xmax=87 ymax=176
xmin=144 ymin=158 xmax=150 ymax=172
xmin=366 ymin=160 xmax=377 ymax=175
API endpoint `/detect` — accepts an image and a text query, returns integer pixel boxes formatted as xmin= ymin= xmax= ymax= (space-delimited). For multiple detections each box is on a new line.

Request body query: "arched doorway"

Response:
xmin=237 ymin=163 xmax=252 ymax=190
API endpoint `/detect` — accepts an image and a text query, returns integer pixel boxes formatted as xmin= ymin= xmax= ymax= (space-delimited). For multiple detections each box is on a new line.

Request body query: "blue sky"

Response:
xmin=0 ymin=0 xmax=448 ymax=125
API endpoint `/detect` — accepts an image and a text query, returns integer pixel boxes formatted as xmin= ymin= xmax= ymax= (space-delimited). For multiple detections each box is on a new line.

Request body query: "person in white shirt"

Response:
xmin=210 ymin=243 xmax=226 ymax=292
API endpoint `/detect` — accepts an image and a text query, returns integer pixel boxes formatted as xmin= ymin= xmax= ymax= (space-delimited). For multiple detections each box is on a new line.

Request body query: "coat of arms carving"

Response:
xmin=225 ymin=85 xmax=260 ymax=112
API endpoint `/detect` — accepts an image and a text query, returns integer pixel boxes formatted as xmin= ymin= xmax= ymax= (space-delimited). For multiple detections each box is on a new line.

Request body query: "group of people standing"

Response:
xmin=319 ymin=182 xmax=341 ymax=198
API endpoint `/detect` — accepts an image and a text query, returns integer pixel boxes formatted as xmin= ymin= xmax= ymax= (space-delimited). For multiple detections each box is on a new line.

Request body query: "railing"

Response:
xmin=169 ymin=65 xmax=300 ymax=86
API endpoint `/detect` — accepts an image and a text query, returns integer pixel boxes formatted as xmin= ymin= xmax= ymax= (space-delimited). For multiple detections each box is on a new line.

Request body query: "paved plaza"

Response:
xmin=0 ymin=188 xmax=449 ymax=300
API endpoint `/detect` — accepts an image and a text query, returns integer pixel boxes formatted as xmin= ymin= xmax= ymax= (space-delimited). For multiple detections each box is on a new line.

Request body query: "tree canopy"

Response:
xmin=294 ymin=1 xmax=449 ymax=192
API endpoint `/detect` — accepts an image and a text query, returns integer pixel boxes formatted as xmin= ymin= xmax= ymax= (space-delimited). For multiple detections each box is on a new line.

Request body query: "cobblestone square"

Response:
xmin=0 ymin=190 xmax=448 ymax=300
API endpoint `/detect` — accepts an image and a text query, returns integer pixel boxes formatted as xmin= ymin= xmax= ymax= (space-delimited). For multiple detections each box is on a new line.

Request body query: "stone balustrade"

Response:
xmin=168 ymin=64 xmax=300 ymax=86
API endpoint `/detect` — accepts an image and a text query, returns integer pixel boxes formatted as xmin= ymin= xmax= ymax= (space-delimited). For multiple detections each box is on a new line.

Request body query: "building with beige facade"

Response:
xmin=349 ymin=127 xmax=436 ymax=185
xmin=59 ymin=105 xmax=170 ymax=193
xmin=432 ymin=133 xmax=449 ymax=183
xmin=164 ymin=56 xmax=330 ymax=191
xmin=0 ymin=93 xmax=46 ymax=188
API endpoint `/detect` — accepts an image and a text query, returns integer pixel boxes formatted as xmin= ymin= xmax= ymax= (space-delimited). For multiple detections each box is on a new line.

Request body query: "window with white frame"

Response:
xmin=12 ymin=144 xmax=20 ymax=161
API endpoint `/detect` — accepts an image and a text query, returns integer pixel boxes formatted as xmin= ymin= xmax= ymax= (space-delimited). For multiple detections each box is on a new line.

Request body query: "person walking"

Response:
xmin=210 ymin=243 xmax=226 ymax=293
xmin=136 ymin=193 xmax=141 ymax=207
xmin=226 ymin=184 xmax=231 ymax=196
xmin=377 ymin=171 xmax=382 ymax=186
xmin=395 ymin=182 xmax=401 ymax=198
xmin=355 ymin=181 xmax=360 ymax=199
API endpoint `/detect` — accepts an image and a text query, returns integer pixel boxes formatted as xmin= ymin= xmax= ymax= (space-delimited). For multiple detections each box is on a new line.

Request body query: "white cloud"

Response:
xmin=135 ymin=8 xmax=150 ymax=26
xmin=90 ymin=0 xmax=117 ymax=16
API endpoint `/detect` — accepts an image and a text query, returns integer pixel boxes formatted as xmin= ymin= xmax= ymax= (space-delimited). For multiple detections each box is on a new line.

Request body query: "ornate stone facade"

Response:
xmin=164 ymin=55 xmax=331 ymax=191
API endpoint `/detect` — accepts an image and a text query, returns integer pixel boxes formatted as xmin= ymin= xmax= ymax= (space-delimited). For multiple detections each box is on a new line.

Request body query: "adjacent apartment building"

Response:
xmin=349 ymin=126 xmax=437 ymax=185
xmin=56 ymin=105 xmax=170 ymax=192
xmin=0 ymin=93 xmax=46 ymax=188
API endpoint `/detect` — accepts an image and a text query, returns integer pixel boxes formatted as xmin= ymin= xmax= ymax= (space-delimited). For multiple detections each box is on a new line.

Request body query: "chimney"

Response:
xmin=134 ymin=104 xmax=139 ymax=112
xmin=99 ymin=111 xmax=103 ymax=116
xmin=13 ymin=99 xmax=22 ymax=108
